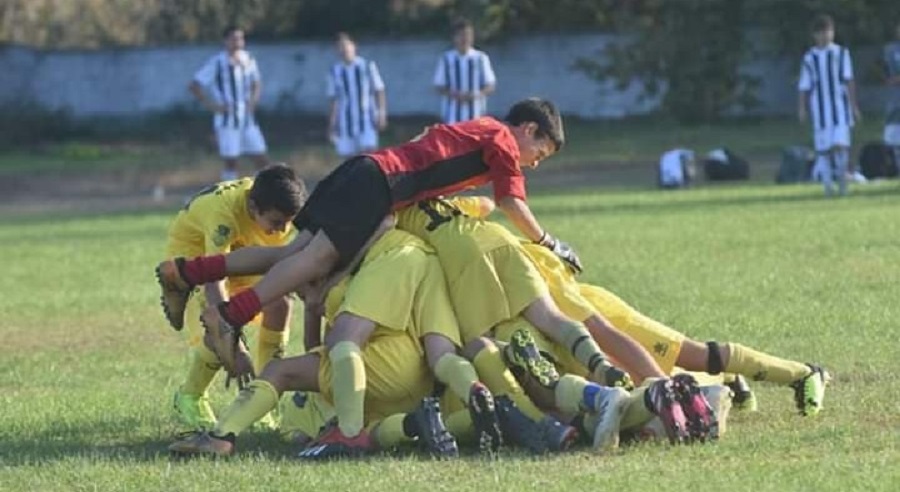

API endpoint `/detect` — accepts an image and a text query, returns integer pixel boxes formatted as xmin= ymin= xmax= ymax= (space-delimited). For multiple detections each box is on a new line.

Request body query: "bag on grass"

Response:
xmin=859 ymin=141 xmax=898 ymax=179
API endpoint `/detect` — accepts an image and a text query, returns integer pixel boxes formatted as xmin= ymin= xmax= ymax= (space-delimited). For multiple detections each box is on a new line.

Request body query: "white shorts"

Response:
xmin=884 ymin=124 xmax=900 ymax=146
xmin=812 ymin=125 xmax=851 ymax=152
xmin=216 ymin=125 xmax=267 ymax=159
xmin=333 ymin=130 xmax=378 ymax=157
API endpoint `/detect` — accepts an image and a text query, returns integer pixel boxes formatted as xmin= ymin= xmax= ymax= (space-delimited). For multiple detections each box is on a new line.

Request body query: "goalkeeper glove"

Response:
xmin=538 ymin=232 xmax=584 ymax=274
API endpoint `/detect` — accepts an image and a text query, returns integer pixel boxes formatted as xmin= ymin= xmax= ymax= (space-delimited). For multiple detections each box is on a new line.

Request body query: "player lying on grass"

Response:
xmin=499 ymin=218 xmax=831 ymax=418
xmin=171 ymin=229 xmax=614 ymax=458
xmin=163 ymin=164 xmax=305 ymax=430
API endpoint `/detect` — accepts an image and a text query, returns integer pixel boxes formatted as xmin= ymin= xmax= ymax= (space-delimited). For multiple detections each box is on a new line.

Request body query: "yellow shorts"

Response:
xmin=578 ymin=284 xmax=685 ymax=375
xmin=280 ymin=391 xmax=335 ymax=440
xmin=315 ymin=332 xmax=434 ymax=424
xmin=450 ymin=244 xmax=547 ymax=343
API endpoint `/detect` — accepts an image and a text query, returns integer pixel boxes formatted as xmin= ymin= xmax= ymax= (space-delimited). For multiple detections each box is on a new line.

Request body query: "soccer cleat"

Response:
xmin=407 ymin=397 xmax=458 ymax=459
xmin=671 ymin=373 xmax=717 ymax=443
xmin=494 ymin=395 xmax=549 ymax=454
xmin=467 ymin=383 xmax=503 ymax=454
xmin=586 ymin=386 xmax=629 ymax=453
xmin=726 ymin=375 xmax=758 ymax=412
xmin=505 ymin=329 xmax=560 ymax=389
xmin=200 ymin=304 xmax=243 ymax=374
xmin=792 ymin=365 xmax=831 ymax=417
xmin=173 ymin=390 xmax=216 ymax=431
xmin=168 ymin=431 xmax=235 ymax=457
xmin=156 ymin=258 xmax=193 ymax=330
xmin=645 ymin=378 xmax=691 ymax=445
xmin=700 ymin=385 xmax=732 ymax=440
xmin=297 ymin=420 xmax=375 ymax=460
xmin=595 ymin=362 xmax=634 ymax=390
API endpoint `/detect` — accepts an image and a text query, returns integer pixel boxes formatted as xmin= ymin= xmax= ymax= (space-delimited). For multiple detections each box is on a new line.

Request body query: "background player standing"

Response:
xmin=433 ymin=19 xmax=496 ymax=124
xmin=797 ymin=14 xmax=861 ymax=196
xmin=327 ymin=32 xmax=387 ymax=158
xmin=190 ymin=25 xmax=270 ymax=181
xmin=883 ymin=20 xmax=900 ymax=166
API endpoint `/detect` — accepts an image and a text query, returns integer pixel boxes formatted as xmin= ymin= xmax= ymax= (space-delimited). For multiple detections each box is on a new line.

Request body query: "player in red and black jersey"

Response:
xmin=154 ymin=98 xmax=581 ymax=453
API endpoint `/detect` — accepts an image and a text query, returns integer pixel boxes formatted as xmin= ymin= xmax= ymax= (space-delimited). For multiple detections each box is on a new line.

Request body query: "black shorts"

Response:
xmin=292 ymin=156 xmax=392 ymax=270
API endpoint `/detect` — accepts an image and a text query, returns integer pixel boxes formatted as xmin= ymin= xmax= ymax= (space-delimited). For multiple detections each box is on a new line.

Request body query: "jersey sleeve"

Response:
xmin=368 ymin=61 xmax=385 ymax=92
xmin=841 ymin=48 xmax=854 ymax=82
xmin=433 ymin=54 xmax=448 ymax=87
xmin=194 ymin=55 xmax=218 ymax=86
xmin=798 ymin=55 xmax=813 ymax=91
xmin=484 ymin=128 xmax=526 ymax=201
xmin=480 ymin=52 xmax=496 ymax=88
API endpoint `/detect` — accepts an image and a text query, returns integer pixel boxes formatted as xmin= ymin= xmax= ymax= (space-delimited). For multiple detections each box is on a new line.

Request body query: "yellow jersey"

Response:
xmin=166 ymin=178 xmax=294 ymax=258
xmin=395 ymin=197 xmax=517 ymax=281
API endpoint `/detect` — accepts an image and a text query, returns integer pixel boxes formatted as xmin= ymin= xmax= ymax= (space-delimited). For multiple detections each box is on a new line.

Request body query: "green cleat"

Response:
xmin=504 ymin=329 xmax=560 ymax=389
xmin=174 ymin=390 xmax=217 ymax=431
xmin=726 ymin=375 xmax=758 ymax=412
xmin=792 ymin=365 xmax=831 ymax=416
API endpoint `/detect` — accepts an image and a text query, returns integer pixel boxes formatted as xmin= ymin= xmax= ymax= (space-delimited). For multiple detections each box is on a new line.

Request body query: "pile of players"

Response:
xmin=156 ymin=98 xmax=830 ymax=459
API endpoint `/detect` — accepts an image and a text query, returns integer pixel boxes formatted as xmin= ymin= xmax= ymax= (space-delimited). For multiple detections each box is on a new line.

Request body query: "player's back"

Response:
xmin=395 ymin=197 xmax=518 ymax=279
xmin=367 ymin=117 xmax=519 ymax=208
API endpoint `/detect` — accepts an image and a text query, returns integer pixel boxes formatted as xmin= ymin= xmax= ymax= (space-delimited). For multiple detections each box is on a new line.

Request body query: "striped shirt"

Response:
xmin=798 ymin=43 xmax=855 ymax=129
xmin=326 ymin=57 xmax=385 ymax=138
xmin=884 ymin=41 xmax=900 ymax=120
xmin=194 ymin=50 xmax=261 ymax=129
xmin=433 ymin=49 xmax=496 ymax=124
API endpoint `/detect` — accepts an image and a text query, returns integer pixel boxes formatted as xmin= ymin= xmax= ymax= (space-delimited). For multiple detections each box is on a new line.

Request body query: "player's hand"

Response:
xmin=225 ymin=347 xmax=255 ymax=390
xmin=538 ymin=233 xmax=584 ymax=274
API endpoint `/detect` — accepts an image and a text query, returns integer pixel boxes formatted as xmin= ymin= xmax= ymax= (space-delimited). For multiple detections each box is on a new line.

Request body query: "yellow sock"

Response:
xmin=556 ymin=320 xmax=607 ymax=376
xmin=445 ymin=409 xmax=474 ymax=443
xmin=555 ymin=374 xmax=590 ymax=414
xmin=214 ymin=380 xmax=280 ymax=436
xmin=373 ymin=413 xmax=412 ymax=448
xmin=329 ymin=341 xmax=366 ymax=437
xmin=254 ymin=326 xmax=288 ymax=375
xmin=472 ymin=344 xmax=546 ymax=422
xmin=725 ymin=343 xmax=811 ymax=385
xmin=434 ymin=354 xmax=479 ymax=402
xmin=181 ymin=345 xmax=221 ymax=396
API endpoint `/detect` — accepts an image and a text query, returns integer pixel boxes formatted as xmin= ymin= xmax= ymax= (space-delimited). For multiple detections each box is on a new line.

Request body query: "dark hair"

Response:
xmin=249 ymin=164 xmax=306 ymax=216
xmin=452 ymin=18 xmax=473 ymax=34
xmin=504 ymin=98 xmax=565 ymax=152
xmin=336 ymin=31 xmax=354 ymax=43
xmin=811 ymin=14 xmax=834 ymax=33
xmin=222 ymin=25 xmax=242 ymax=38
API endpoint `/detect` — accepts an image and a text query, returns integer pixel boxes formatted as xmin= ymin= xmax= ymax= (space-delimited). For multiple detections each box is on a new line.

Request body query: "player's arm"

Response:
xmin=797 ymin=59 xmax=812 ymax=123
xmin=797 ymin=90 xmax=809 ymax=123
xmin=327 ymin=98 xmax=339 ymax=138
xmin=479 ymin=53 xmax=497 ymax=97
xmin=496 ymin=195 xmax=542 ymax=242
xmin=189 ymin=80 xmax=224 ymax=113
xmin=370 ymin=61 xmax=388 ymax=130
xmin=843 ymin=49 xmax=862 ymax=121
xmin=249 ymin=78 xmax=262 ymax=113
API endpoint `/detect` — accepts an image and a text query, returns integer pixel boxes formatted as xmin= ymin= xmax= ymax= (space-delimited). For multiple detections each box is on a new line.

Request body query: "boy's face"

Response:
xmin=510 ymin=122 xmax=557 ymax=169
xmin=813 ymin=28 xmax=834 ymax=46
xmin=225 ymin=30 xmax=245 ymax=53
xmin=337 ymin=38 xmax=356 ymax=61
xmin=252 ymin=207 xmax=295 ymax=235
xmin=454 ymin=26 xmax=474 ymax=51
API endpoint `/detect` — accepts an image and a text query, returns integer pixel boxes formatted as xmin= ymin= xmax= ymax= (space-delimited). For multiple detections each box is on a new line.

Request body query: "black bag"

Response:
xmin=704 ymin=148 xmax=750 ymax=181
xmin=858 ymin=141 xmax=898 ymax=179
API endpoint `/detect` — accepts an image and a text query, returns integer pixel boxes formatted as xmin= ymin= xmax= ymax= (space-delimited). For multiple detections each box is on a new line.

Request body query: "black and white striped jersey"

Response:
xmin=194 ymin=50 xmax=261 ymax=129
xmin=327 ymin=56 xmax=385 ymax=138
xmin=798 ymin=43 xmax=855 ymax=129
xmin=433 ymin=48 xmax=496 ymax=124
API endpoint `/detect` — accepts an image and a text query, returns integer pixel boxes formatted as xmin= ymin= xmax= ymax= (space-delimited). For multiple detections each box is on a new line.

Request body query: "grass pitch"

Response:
xmin=1 ymin=180 xmax=899 ymax=491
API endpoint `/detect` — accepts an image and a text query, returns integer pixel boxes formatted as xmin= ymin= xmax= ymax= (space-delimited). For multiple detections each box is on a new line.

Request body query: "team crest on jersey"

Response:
xmin=212 ymin=225 xmax=232 ymax=247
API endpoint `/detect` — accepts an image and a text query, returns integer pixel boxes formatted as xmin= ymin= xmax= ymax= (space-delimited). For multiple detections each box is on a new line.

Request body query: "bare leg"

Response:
xmin=584 ymin=314 xmax=666 ymax=384
xmin=252 ymin=231 xmax=339 ymax=306
xmin=262 ymin=353 xmax=322 ymax=394
xmin=223 ymin=230 xmax=313 ymax=277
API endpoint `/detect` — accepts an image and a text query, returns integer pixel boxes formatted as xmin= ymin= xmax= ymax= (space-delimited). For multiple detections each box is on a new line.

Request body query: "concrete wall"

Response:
xmin=0 ymin=34 xmax=891 ymax=119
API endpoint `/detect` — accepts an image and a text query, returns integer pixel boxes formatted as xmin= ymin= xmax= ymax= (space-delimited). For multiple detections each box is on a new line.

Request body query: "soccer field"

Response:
xmin=2 ymin=183 xmax=899 ymax=491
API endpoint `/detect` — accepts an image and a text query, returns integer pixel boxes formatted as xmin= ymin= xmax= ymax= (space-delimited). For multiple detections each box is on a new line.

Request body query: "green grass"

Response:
xmin=1 ymin=179 xmax=899 ymax=491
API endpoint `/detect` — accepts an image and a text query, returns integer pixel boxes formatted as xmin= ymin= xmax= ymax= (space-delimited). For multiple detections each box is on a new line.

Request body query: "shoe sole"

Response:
xmin=469 ymin=387 xmax=503 ymax=455
xmin=509 ymin=330 xmax=559 ymax=388
xmin=799 ymin=369 xmax=830 ymax=417
xmin=672 ymin=374 xmax=716 ymax=443
xmin=414 ymin=398 xmax=459 ymax=459
xmin=650 ymin=380 xmax=691 ymax=445
xmin=591 ymin=388 xmax=628 ymax=453
xmin=156 ymin=262 xmax=191 ymax=331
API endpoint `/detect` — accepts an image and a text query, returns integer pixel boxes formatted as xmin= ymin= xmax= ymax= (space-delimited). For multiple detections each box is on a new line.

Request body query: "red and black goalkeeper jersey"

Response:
xmin=366 ymin=117 xmax=525 ymax=210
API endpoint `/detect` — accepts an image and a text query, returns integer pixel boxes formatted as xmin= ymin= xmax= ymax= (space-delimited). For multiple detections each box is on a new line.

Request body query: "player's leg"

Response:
xmin=216 ymin=127 xmax=241 ymax=181
xmin=814 ymin=128 xmax=835 ymax=195
xmin=169 ymin=353 xmax=322 ymax=456
xmin=583 ymin=313 xmax=667 ymax=383
xmin=322 ymin=312 xmax=376 ymax=440
xmin=242 ymin=124 xmax=270 ymax=171
xmin=678 ymin=339 xmax=829 ymax=416
xmin=253 ymin=295 xmax=292 ymax=375
xmin=173 ymin=292 xmax=219 ymax=430
xmin=833 ymin=125 xmax=852 ymax=195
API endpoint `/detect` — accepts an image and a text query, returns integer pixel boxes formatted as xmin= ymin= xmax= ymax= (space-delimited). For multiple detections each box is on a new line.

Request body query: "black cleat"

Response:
xmin=408 ymin=397 xmax=458 ymax=458
xmin=468 ymin=383 xmax=503 ymax=454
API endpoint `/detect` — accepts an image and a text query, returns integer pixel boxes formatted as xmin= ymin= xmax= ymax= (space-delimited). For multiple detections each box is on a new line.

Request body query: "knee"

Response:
xmin=461 ymin=337 xmax=492 ymax=360
xmin=263 ymin=295 xmax=294 ymax=326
